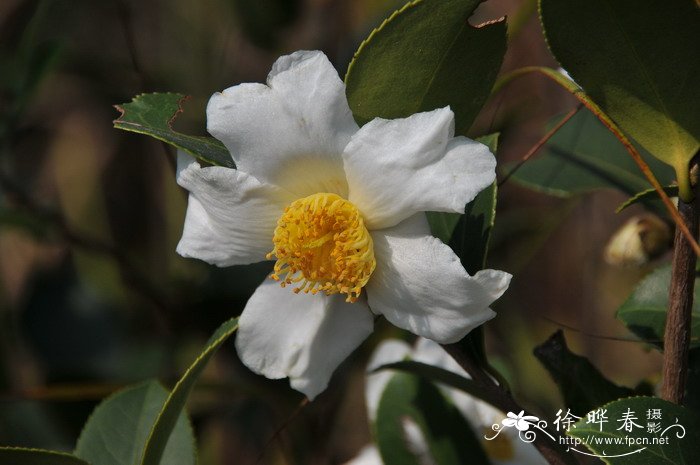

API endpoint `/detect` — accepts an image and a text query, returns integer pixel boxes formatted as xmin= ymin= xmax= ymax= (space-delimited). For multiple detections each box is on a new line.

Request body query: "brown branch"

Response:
xmin=492 ymin=66 xmax=700 ymax=257
xmin=661 ymin=160 xmax=699 ymax=403
xmin=442 ymin=343 xmax=579 ymax=465
xmin=499 ymin=105 xmax=582 ymax=187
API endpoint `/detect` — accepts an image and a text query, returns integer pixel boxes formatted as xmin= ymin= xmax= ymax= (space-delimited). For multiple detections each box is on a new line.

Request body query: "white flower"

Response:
xmin=344 ymin=338 xmax=546 ymax=465
xmin=176 ymin=50 xmax=512 ymax=399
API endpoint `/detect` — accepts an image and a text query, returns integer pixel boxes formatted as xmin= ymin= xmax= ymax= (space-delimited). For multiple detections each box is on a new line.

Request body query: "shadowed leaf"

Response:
xmin=345 ymin=0 xmax=506 ymax=134
xmin=114 ymin=93 xmax=233 ymax=168
xmin=569 ymin=397 xmax=700 ymax=464
xmin=534 ymin=331 xmax=642 ymax=415
xmin=0 ymin=448 xmax=89 ymax=465
xmin=540 ymin=0 xmax=700 ymax=198
xmin=375 ymin=372 xmax=491 ymax=465
xmin=616 ymin=266 xmax=700 ymax=350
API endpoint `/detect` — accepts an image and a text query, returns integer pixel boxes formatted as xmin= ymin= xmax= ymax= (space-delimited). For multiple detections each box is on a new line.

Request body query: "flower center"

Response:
xmin=267 ymin=193 xmax=376 ymax=302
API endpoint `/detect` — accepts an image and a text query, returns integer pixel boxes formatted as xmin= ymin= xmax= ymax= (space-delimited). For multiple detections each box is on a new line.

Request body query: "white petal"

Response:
xmin=207 ymin=50 xmax=357 ymax=197
xmin=366 ymin=214 xmax=512 ymax=343
xmin=365 ymin=339 xmax=413 ymax=422
xmin=412 ymin=338 xmax=484 ymax=421
xmin=413 ymin=337 xmax=467 ymax=376
xmin=176 ymin=149 xmax=196 ymax=179
xmin=402 ymin=417 xmax=433 ymax=464
xmin=343 ymin=107 xmax=496 ymax=229
xmin=235 ymin=280 xmax=374 ymax=400
xmin=176 ymin=160 xmax=289 ymax=266
xmin=343 ymin=445 xmax=382 ymax=465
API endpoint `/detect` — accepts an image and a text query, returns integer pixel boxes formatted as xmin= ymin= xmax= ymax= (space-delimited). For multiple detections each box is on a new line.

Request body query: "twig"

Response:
xmin=492 ymin=66 xmax=700 ymax=257
xmin=442 ymin=343 xmax=578 ymax=465
xmin=661 ymin=160 xmax=699 ymax=403
xmin=499 ymin=105 xmax=581 ymax=187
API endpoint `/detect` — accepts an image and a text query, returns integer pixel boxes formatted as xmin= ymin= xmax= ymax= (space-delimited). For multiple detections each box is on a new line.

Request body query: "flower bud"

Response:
xmin=604 ymin=215 xmax=672 ymax=267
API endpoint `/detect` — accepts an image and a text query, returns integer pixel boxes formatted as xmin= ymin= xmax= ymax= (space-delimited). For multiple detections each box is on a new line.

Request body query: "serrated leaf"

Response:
xmin=568 ymin=397 xmax=700 ymax=464
xmin=534 ymin=331 xmax=640 ymax=415
xmin=616 ymin=266 xmax=700 ymax=350
xmin=505 ymin=109 xmax=674 ymax=213
xmin=114 ymin=93 xmax=234 ymax=168
xmin=539 ymin=0 xmax=700 ymax=199
xmin=141 ymin=317 xmax=239 ymax=465
xmin=375 ymin=372 xmax=491 ymax=465
xmin=616 ymin=186 xmax=679 ymax=214
xmin=0 ymin=448 xmax=89 ymax=465
xmin=345 ymin=0 xmax=506 ymax=134
xmin=74 ymin=380 xmax=195 ymax=465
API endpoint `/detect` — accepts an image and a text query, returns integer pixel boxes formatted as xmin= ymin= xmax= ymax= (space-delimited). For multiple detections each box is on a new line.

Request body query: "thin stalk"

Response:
xmin=661 ymin=163 xmax=699 ymax=403
xmin=492 ymin=66 xmax=700 ymax=257
xmin=499 ymin=105 xmax=581 ymax=187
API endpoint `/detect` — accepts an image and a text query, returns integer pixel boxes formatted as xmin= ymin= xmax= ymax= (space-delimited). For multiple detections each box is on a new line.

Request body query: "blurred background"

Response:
xmin=0 ymin=0 xmax=667 ymax=463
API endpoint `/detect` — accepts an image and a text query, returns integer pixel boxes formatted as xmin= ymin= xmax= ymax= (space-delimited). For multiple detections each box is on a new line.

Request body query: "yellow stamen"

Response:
xmin=267 ymin=193 xmax=376 ymax=302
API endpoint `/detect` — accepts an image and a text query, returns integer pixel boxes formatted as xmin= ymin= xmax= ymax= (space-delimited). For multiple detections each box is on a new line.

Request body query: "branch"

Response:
xmin=661 ymin=159 xmax=699 ymax=403
xmin=442 ymin=343 xmax=579 ymax=465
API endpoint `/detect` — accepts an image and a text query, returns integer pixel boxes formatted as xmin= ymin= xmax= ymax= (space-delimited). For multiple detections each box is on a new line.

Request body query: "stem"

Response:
xmin=661 ymin=165 xmax=699 ymax=403
xmin=492 ymin=66 xmax=700 ymax=257
xmin=499 ymin=105 xmax=581 ymax=187
xmin=442 ymin=343 xmax=579 ymax=465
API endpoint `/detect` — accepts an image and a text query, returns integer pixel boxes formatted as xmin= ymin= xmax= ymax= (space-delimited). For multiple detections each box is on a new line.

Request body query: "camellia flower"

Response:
xmin=176 ymin=50 xmax=511 ymax=399
xmin=344 ymin=338 xmax=546 ymax=465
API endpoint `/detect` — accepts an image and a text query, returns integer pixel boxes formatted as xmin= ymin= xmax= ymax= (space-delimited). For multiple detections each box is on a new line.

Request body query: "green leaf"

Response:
xmin=345 ymin=0 xmax=507 ymax=133
xmin=74 ymin=380 xmax=195 ymax=465
xmin=0 ymin=448 xmax=89 ymax=465
xmin=504 ymin=109 xmax=675 ymax=213
xmin=114 ymin=93 xmax=234 ymax=168
xmin=436 ymin=181 xmax=498 ymax=372
xmin=539 ymin=0 xmax=700 ymax=200
xmin=455 ymin=181 xmax=497 ymax=275
xmin=373 ymin=360 xmax=500 ymax=408
xmin=427 ymin=134 xmax=499 ymax=369
xmin=426 ymin=211 xmax=461 ymax=245
xmin=568 ymin=397 xmax=700 ymax=464
xmin=141 ymin=317 xmax=239 ymax=465
xmin=534 ymin=331 xmax=641 ymax=415
xmin=616 ymin=186 xmax=679 ymax=214
xmin=616 ymin=266 xmax=700 ymax=349
xmin=427 ymin=134 xmax=499 ymax=264
xmin=475 ymin=133 xmax=499 ymax=155
xmin=375 ymin=372 xmax=491 ymax=465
